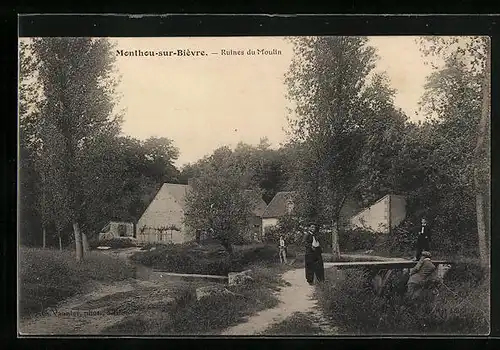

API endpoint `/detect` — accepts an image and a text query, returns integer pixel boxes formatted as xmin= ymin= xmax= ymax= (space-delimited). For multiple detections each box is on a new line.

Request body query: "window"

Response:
xmin=117 ymin=224 xmax=127 ymax=237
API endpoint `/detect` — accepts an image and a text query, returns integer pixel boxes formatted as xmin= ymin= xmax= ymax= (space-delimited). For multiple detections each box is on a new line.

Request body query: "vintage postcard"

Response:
xmin=18 ymin=21 xmax=491 ymax=336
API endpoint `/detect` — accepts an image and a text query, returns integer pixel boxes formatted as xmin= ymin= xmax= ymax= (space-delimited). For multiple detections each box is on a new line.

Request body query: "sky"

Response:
xmin=112 ymin=36 xmax=438 ymax=168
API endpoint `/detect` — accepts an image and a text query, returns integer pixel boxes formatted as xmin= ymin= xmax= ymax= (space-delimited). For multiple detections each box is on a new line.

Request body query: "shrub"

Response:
xmin=316 ymin=264 xmax=490 ymax=335
xmin=443 ymin=260 xmax=488 ymax=287
xmin=384 ymin=219 xmax=419 ymax=256
xmin=339 ymin=228 xmax=377 ymax=252
xmin=263 ymin=215 xmax=303 ymax=245
xmin=232 ymin=244 xmax=279 ymax=268
xmin=19 ymin=248 xmax=135 ymax=318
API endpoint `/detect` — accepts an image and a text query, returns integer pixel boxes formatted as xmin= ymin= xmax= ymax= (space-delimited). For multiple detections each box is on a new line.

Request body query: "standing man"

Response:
xmin=303 ymin=224 xmax=325 ymax=285
xmin=415 ymin=217 xmax=431 ymax=260
xmin=279 ymin=235 xmax=288 ymax=264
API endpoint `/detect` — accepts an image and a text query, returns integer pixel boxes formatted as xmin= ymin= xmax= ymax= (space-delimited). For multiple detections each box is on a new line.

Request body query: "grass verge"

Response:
xmin=19 ymin=247 xmax=135 ymax=318
xmin=315 ymin=262 xmax=490 ymax=335
xmin=259 ymin=312 xmax=324 ymax=335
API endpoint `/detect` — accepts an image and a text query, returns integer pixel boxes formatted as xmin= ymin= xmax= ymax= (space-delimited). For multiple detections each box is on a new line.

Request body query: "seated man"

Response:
xmin=406 ymin=251 xmax=437 ymax=301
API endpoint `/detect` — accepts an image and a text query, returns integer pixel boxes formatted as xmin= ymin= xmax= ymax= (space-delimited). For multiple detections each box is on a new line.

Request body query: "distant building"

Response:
xmin=348 ymin=194 xmax=406 ymax=233
xmin=98 ymin=221 xmax=135 ymax=241
xmin=136 ymin=182 xmax=268 ymax=244
xmin=245 ymin=189 xmax=269 ymax=241
xmin=136 ymin=183 xmax=191 ymax=244
xmin=261 ymin=191 xmax=297 ymax=238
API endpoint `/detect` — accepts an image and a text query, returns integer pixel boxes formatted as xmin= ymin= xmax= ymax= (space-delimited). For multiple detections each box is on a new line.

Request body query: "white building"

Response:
xmin=348 ymin=194 xmax=407 ymax=233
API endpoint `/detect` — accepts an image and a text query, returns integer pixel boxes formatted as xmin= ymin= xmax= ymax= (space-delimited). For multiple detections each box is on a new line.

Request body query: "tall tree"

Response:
xmin=32 ymin=38 xmax=121 ymax=261
xmin=285 ymin=36 xmax=400 ymax=258
xmin=418 ymin=36 xmax=490 ymax=262
xmin=78 ymin=134 xmax=180 ymax=237
xmin=19 ymin=39 xmax=43 ymax=246
xmin=476 ymin=38 xmax=491 ymax=266
xmin=184 ymin=147 xmax=257 ymax=253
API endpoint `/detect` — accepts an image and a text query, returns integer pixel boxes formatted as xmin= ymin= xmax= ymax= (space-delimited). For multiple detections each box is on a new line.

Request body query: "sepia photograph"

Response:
xmin=18 ymin=32 xmax=491 ymax=336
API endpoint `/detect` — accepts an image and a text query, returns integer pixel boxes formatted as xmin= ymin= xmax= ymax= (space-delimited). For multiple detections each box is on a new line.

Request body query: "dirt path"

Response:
xmin=220 ymin=267 xmax=337 ymax=336
xmin=220 ymin=253 xmax=399 ymax=336
xmin=19 ymin=247 xmax=166 ymax=335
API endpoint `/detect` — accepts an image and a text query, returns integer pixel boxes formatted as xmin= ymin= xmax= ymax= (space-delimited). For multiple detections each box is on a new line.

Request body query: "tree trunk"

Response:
xmin=73 ymin=222 xmax=83 ymax=261
xmin=330 ymin=192 xmax=352 ymax=261
xmin=42 ymin=226 xmax=46 ymax=249
xmin=474 ymin=38 xmax=490 ymax=267
xmin=82 ymin=232 xmax=89 ymax=253
xmin=58 ymin=231 xmax=63 ymax=251
xmin=474 ymin=173 xmax=488 ymax=265
xmin=331 ymin=221 xmax=340 ymax=261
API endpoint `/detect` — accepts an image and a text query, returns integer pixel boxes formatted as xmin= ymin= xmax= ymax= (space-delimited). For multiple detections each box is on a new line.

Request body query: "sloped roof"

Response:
xmin=159 ymin=183 xmax=191 ymax=209
xmin=245 ymin=189 xmax=268 ymax=217
xmin=262 ymin=191 xmax=297 ymax=218
xmin=154 ymin=184 xmax=266 ymax=217
xmin=349 ymin=194 xmax=405 ymax=219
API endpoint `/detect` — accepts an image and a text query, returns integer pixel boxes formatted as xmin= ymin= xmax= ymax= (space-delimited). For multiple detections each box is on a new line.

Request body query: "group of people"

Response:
xmin=276 ymin=217 xmax=438 ymax=296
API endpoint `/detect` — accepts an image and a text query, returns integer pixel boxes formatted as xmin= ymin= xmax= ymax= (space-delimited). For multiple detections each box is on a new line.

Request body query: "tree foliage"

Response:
xmin=183 ymin=147 xmax=258 ymax=252
xmin=416 ymin=36 xmax=490 ymax=259
xmin=19 ymin=35 xmax=489 ymax=261
xmin=284 ymin=36 xmax=409 ymax=257
xmin=18 ymin=38 xmax=181 ymax=252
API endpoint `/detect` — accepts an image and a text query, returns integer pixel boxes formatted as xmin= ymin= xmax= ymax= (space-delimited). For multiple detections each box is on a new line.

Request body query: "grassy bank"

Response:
xmin=102 ymin=264 xmax=290 ymax=335
xmin=315 ymin=262 xmax=490 ymax=335
xmin=259 ymin=312 xmax=323 ymax=335
xmin=19 ymin=247 xmax=135 ymax=318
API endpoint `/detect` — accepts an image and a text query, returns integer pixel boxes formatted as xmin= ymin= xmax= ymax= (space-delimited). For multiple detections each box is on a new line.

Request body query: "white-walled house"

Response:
xmin=348 ymin=194 xmax=407 ymax=233
xmin=136 ymin=183 xmax=269 ymax=244
xmin=261 ymin=191 xmax=296 ymax=238
xmin=245 ymin=189 xmax=268 ymax=241
xmin=136 ymin=183 xmax=192 ymax=244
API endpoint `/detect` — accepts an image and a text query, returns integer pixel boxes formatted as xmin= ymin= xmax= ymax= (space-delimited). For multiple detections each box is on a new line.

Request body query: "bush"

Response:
xmin=385 ymin=218 xmax=480 ymax=258
xmin=339 ymin=228 xmax=378 ymax=252
xmin=316 ymin=264 xmax=490 ymax=335
xmin=19 ymin=247 xmax=135 ymax=318
xmin=263 ymin=215 xmax=303 ymax=245
xmin=443 ymin=260 xmax=488 ymax=287
xmin=232 ymin=244 xmax=279 ymax=268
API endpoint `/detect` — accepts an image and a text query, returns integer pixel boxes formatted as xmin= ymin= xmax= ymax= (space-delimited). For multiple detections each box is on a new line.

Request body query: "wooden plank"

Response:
xmin=151 ymin=270 xmax=228 ymax=280
xmin=324 ymin=260 xmax=452 ymax=270
xmin=340 ymin=254 xmax=403 ymax=262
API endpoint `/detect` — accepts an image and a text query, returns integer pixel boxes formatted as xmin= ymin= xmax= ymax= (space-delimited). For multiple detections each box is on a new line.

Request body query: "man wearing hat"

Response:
xmin=407 ymin=250 xmax=437 ymax=301
xmin=303 ymin=223 xmax=325 ymax=285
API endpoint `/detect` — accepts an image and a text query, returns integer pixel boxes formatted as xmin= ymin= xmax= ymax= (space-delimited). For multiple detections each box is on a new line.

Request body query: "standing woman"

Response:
xmin=303 ymin=223 xmax=325 ymax=285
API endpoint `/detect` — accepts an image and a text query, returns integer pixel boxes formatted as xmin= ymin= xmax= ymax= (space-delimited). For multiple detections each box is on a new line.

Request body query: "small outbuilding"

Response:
xmin=98 ymin=221 xmax=135 ymax=241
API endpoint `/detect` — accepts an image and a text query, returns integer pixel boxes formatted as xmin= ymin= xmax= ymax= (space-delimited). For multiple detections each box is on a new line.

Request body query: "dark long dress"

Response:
xmin=304 ymin=233 xmax=325 ymax=284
